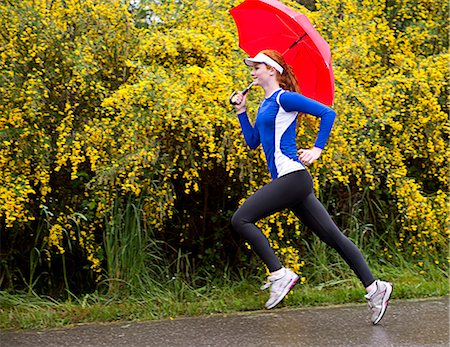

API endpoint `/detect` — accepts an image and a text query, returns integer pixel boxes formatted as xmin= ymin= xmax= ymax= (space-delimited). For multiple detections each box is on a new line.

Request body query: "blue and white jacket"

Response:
xmin=237 ymin=89 xmax=336 ymax=180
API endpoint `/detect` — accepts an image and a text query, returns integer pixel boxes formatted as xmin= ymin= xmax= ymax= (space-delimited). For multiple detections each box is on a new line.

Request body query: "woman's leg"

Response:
xmin=290 ymin=176 xmax=392 ymax=324
xmin=231 ymin=171 xmax=311 ymax=272
xmin=292 ymin=189 xmax=375 ymax=287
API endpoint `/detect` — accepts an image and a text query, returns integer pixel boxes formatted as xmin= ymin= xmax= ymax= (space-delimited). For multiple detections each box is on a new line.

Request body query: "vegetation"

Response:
xmin=0 ymin=262 xmax=447 ymax=330
xmin=0 ymin=0 xmax=448 ymax=329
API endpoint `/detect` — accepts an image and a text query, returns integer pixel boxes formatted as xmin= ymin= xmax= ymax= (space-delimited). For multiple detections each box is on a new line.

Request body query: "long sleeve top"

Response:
xmin=237 ymin=88 xmax=336 ymax=180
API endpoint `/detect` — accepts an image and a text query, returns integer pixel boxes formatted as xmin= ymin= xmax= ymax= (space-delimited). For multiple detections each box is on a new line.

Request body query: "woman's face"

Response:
xmin=250 ymin=63 xmax=275 ymax=86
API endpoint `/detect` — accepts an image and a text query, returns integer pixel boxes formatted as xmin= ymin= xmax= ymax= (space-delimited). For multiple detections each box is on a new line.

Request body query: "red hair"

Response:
xmin=260 ymin=49 xmax=301 ymax=94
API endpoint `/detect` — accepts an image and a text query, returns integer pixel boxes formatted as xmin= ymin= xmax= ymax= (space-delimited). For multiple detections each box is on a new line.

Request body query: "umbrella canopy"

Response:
xmin=230 ymin=0 xmax=334 ymax=106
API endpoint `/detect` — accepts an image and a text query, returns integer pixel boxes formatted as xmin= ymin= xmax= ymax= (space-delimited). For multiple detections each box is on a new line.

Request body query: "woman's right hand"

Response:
xmin=232 ymin=92 xmax=247 ymax=114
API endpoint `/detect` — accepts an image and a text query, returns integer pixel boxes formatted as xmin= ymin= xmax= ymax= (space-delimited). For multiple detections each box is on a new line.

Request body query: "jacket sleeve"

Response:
xmin=279 ymin=92 xmax=336 ymax=149
xmin=237 ymin=111 xmax=260 ymax=150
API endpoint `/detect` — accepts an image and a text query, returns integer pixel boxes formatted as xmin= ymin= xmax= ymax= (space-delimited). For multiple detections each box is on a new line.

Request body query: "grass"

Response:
xmin=1 ymin=195 xmax=447 ymax=331
xmin=0 ymin=264 xmax=448 ymax=331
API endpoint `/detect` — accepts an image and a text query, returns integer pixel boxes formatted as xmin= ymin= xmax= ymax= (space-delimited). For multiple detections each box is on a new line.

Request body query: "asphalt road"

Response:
xmin=1 ymin=297 xmax=448 ymax=347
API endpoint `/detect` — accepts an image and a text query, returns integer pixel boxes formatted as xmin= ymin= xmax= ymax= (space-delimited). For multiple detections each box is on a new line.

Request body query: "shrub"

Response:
xmin=0 ymin=0 xmax=447 ymax=295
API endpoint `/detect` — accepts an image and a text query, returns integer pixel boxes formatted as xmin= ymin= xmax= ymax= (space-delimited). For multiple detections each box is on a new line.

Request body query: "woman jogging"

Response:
xmin=231 ymin=49 xmax=392 ymax=325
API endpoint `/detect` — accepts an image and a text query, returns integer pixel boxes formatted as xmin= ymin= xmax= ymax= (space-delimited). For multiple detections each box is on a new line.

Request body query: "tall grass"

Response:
xmin=1 ymin=191 xmax=447 ymax=330
xmin=102 ymin=196 xmax=167 ymax=296
xmin=24 ymin=206 xmax=52 ymax=295
xmin=300 ymin=184 xmax=447 ymax=288
xmin=1 ymin=261 xmax=447 ymax=330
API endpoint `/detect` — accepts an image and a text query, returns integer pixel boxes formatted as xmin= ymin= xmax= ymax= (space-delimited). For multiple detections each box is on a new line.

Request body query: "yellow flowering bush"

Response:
xmin=310 ymin=0 xmax=448 ymax=272
xmin=0 ymin=0 xmax=141 ymax=289
xmin=0 ymin=0 xmax=447 ymax=293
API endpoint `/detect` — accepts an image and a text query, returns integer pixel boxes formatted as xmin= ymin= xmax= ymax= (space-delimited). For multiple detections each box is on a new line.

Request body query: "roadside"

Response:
xmin=1 ymin=272 xmax=447 ymax=331
xmin=1 ymin=297 xmax=448 ymax=347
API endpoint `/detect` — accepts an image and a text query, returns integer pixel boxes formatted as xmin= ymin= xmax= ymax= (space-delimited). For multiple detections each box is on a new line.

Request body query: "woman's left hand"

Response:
xmin=298 ymin=147 xmax=322 ymax=165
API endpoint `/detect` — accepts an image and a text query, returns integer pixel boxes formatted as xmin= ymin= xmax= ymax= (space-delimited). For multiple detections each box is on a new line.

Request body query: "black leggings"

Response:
xmin=231 ymin=170 xmax=375 ymax=287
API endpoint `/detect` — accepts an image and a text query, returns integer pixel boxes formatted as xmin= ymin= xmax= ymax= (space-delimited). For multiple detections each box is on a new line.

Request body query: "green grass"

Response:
xmin=2 ymin=196 xmax=447 ymax=331
xmin=0 ymin=265 xmax=448 ymax=331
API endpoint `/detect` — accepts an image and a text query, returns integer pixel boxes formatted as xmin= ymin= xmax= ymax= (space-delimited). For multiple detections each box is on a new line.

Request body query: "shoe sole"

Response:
xmin=265 ymin=274 xmax=299 ymax=310
xmin=373 ymin=282 xmax=393 ymax=325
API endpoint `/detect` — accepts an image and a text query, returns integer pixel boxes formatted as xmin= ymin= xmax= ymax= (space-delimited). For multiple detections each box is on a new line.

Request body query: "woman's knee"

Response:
xmin=231 ymin=208 xmax=253 ymax=232
xmin=231 ymin=210 xmax=243 ymax=230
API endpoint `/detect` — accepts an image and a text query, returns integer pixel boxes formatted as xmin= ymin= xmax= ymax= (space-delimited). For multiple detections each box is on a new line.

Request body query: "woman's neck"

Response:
xmin=262 ymin=80 xmax=281 ymax=98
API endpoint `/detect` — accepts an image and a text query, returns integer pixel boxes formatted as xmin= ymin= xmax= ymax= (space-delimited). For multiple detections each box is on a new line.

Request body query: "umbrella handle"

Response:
xmin=229 ymin=82 xmax=254 ymax=105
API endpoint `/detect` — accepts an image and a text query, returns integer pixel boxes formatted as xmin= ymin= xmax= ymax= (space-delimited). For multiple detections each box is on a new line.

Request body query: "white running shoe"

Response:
xmin=365 ymin=280 xmax=393 ymax=325
xmin=261 ymin=268 xmax=299 ymax=309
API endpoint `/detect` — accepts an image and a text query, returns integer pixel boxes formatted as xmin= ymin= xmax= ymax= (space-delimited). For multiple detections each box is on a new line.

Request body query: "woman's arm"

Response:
xmin=237 ymin=111 xmax=261 ymax=150
xmin=233 ymin=91 xmax=260 ymax=150
xmin=279 ymin=92 xmax=336 ymax=150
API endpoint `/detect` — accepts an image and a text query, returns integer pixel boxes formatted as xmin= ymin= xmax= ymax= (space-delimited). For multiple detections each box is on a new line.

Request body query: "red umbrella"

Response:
xmin=230 ymin=0 xmax=334 ymax=106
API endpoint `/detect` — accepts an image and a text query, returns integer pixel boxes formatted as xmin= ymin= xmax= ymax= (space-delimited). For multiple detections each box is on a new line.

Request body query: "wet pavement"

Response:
xmin=1 ymin=297 xmax=448 ymax=347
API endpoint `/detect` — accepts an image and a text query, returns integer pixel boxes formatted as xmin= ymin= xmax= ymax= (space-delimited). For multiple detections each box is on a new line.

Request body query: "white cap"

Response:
xmin=244 ymin=53 xmax=284 ymax=74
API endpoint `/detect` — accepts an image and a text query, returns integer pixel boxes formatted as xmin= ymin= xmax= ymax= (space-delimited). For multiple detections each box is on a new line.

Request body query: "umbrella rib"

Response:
xmin=282 ymin=33 xmax=308 ymax=56
xmin=287 ymin=33 xmax=307 ymax=50
xmin=276 ymin=14 xmax=299 ymax=37
xmin=275 ymin=15 xmax=308 ymax=56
